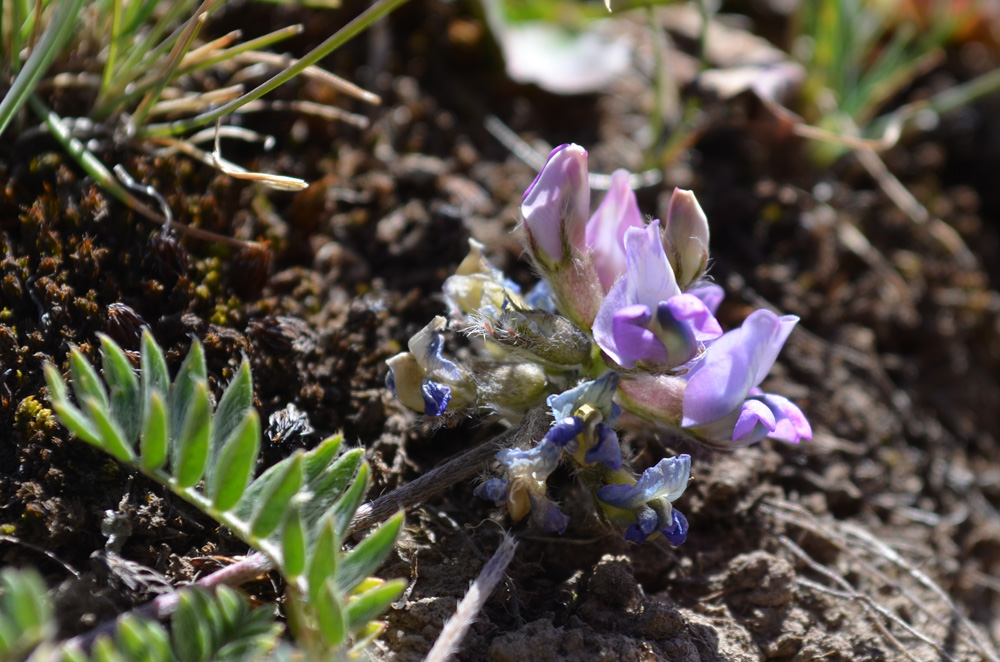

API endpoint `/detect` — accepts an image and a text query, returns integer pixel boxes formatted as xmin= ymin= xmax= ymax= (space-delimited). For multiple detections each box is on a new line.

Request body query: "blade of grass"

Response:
xmin=130 ymin=5 xmax=212 ymax=130
xmin=143 ymin=0 xmax=411 ymax=137
xmin=100 ymin=0 xmax=123 ymax=95
xmin=94 ymin=25 xmax=304 ymax=119
xmin=0 ymin=0 xmax=87 ymax=139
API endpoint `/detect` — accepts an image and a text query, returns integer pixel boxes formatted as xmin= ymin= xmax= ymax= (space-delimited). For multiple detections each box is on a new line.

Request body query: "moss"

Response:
xmin=14 ymin=396 xmax=58 ymax=436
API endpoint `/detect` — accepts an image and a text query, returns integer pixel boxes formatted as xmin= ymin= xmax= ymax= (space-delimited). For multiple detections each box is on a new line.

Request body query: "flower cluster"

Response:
xmin=387 ymin=144 xmax=811 ymax=544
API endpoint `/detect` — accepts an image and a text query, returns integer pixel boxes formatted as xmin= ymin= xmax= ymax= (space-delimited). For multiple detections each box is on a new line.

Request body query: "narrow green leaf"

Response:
xmin=140 ymin=391 xmax=169 ymax=473
xmin=331 ymin=460 xmax=369 ymax=539
xmin=0 ymin=617 xmax=16 ymax=656
xmin=173 ymin=381 xmax=211 ymax=488
xmin=344 ymin=579 xmax=406 ymax=632
xmin=282 ymin=507 xmax=306 ymax=579
xmin=59 ymin=645 xmax=90 ymax=662
xmin=300 ymin=448 xmax=363 ymax=538
xmin=50 ymin=398 xmax=103 ymax=447
xmin=213 ymin=585 xmax=246 ymax=629
xmin=170 ymin=339 xmax=206 ymax=442
xmin=336 ymin=512 xmax=404 ymax=593
xmin=307 ymin=516 xmax=338 ymax=605
xmin=43 ymin=362 xmax=68 ymax=403
xmin=116 ymin=614 xmax=171 ymax=662
xmin=303 ymin=434 xmax=344 ymax=485
xmin=315 ymin=579 xmax=346 ymax=647
xmin=172 ymin=590 xmax=212 ymax=662
xmin=207 ymin=411 xmax=260 ymax=512
xmin=58 ymin=645 xmax=90 ymax=662
xmin=99 ymin=333 xmax=142 ymax=446
xmin=69 ymin=346 xmax=109 ymax=409
xmin=209 ymin=359 xmax=253 ymax=474
xmin=1 ymin=568 xmax=48 ymax=632
xmin=250 ymin=454 xmax=303 ymax=539
xmin=140 ymin=330 xmax=170 ymax=409
xmin=92 ymin=634 xmax=127 ymax=662
xmin=81 ymin=395 xmax=135 ymax=463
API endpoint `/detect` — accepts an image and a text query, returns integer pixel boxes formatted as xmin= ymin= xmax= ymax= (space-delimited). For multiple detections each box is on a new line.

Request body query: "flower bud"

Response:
xmin=521 ymin=144 xmax=590 ymax=266
xmin=662 ymin=189 xmax=710 ymax=289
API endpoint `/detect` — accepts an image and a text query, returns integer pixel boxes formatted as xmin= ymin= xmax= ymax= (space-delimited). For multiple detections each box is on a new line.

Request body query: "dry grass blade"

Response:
xmin=212 ymin=121 xmax=307 ymax=191
xmin=237 ymin=99 xmax=369 ymax=129
xmin=233 ymin=51 xmax=381 ymax=105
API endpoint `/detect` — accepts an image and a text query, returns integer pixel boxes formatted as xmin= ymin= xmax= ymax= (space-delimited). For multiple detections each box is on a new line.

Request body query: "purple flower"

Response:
xmin=597 ymin=454 xmax=691 ymax=544
xmin=521 ymin=144 xmax=590 ymax=265
xmin=584 ymin=169 xmax=643 ymax=292
xmin=544 ymin=416 xmax=585 ymax=447
xmin=597 ymin=454 xmax=690 ymax=510
xmin=593 ymin=222 xmax=722 ymax=369
xmin=682 ymin=309 xmax=806 ymax=443
xmin=584 ymin=424 xmax=623 ymax=470
xmin=547 ymin=371 xmax=620 ymax=422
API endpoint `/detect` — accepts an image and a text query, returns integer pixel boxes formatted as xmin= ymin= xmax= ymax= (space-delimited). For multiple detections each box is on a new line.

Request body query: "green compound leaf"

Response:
xmin=315 ymin=579 xmax=346 ymax=647
xmin=173 ymin=380 xmax=212 ymax=488
xmin=207 ymin=410 xmax=260 ymax=512
xmin=209 ymin=359 xmax=253 ymax=474
xmin=250 ymin=453 xmax=303 ymax=539
xmin=336 ymin=512 xmax=404 ymax=594
xmin=70 ymin=346 xmax=109 ymax=410
xmin=140 ymin=391 xmax=169 ymax=473
xmin=99 ymin=333 xmax=141 ymax=446
xmin=170 ymin=339 xmax=207 ymax=442
xmin=345 ymin=578 xmax=406 ymax=631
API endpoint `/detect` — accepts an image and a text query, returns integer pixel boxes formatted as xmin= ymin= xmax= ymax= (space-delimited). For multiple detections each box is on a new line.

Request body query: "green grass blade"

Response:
xmin=345 ymin=579 xmax=406 ymax=631
xmin=209 ymin=358 xmax=252 ymax=474
xmin=174 ymin=381 xmax=212 ymax=487
xmin=141 ymin=391 xmax=169 ymax=473
xmin=0 ymin=0 xmax=87 ymax=140
xmin=207 ymin=410 xmax=260 ymax=512
xmin=250 ymin=453 xmax=303 ymax=539
xmin=336 ymin=512 xmax=403 ymax=593
xmin=99 ymin=333 xmax=142 ymax=446
xmin=143 ymin=0 xmax=411 ymax=137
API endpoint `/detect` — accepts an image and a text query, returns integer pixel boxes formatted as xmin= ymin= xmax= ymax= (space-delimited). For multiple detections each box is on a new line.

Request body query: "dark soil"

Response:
xmin=2 ymin=1 xmax=1000 ymax=660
